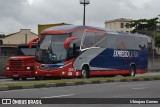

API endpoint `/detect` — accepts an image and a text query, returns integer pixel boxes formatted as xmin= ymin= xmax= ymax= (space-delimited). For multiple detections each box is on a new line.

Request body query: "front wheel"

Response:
xmin=81 ymin=66 xmax=90 ymax=78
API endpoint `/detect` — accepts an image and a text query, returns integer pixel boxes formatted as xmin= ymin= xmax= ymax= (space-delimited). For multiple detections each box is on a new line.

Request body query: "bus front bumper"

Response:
xmin=4 ymin=70 xmax=35 ymax=78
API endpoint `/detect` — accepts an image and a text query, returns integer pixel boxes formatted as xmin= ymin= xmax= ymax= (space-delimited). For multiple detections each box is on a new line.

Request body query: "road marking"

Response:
xmin=132 ymin=87 xmax=148 ymax=90
xmin=41 ymin=94 xmax=75 ymax=98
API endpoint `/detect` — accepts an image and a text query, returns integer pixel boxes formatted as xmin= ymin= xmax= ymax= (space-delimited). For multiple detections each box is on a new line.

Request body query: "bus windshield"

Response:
xmin=35 ymin=34 xmax=70 ymax=64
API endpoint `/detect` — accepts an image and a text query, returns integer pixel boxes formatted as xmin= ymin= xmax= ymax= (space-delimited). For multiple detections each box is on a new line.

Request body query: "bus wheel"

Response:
xmin=130 ymin=66 xmax=136 ymax=76
xmin=12 ymin=77 xmax=20 ymax=80
xmin=81 ymin=66 xmax=89 ymax=79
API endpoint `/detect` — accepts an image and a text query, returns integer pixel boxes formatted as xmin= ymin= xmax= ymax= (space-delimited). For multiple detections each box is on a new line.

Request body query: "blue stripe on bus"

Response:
xmin=89 ymin=48 xmax=148 ymax=70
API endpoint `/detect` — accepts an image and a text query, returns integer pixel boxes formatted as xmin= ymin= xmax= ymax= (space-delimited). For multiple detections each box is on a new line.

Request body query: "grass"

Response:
xmin=0 ymin=75 xmax=160 ymax=88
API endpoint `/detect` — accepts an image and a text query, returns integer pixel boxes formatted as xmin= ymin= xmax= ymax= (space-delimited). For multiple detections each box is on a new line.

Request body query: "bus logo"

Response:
xmin=113 ymin=50 xmax=138 ymax=58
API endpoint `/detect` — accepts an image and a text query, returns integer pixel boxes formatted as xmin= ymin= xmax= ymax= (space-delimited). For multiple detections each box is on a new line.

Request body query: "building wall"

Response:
xmin=1 ymin=29 xmax=37 ymax=45
xmin=105 ymin=18 xmax=133 ymax=33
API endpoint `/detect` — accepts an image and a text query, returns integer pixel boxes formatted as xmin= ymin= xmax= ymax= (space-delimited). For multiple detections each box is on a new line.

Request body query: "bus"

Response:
xmin=33 ymin=25 xmax=148 ymax=79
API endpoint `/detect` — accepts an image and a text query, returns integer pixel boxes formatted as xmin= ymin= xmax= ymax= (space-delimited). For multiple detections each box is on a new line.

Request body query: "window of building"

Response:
xmin=114 ymin=23 xmax=116 ymax=29
xmin=121 ymin=23 xmax=124 ymax=28
xmin=126 ymin=23 xmax=129 ymax=28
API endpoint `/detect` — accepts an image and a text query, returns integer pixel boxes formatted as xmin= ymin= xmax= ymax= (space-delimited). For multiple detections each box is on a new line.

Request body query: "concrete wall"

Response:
xmin=105 ymin=18 xmax=133 ymax=33
xmin=0 ymin=56 xmax=8 ymax=76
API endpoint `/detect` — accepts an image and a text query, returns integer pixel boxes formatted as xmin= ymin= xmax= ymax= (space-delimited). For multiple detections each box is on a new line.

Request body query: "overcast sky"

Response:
xmin=0 ymin=0 xmax=160 ymax=35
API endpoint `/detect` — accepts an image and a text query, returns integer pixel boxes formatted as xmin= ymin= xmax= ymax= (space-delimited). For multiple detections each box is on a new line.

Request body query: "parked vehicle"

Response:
xmin=4 ymin=38 xmax=38 ymax=80
xmin=33 ymin=25 xmax=148 ymax=79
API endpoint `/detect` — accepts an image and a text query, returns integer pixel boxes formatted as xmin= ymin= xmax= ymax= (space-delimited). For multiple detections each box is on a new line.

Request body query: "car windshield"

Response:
xmin=35 ymin=34 xmax=70 ymax=64
xmin=17 ymin=46 xmax=36 ymax=56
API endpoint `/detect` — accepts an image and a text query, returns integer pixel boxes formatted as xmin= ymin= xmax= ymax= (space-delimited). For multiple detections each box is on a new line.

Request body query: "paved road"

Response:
xmin=0 ymin=80 xmax=160 ymax=107
xmin=0 ymin=71 xmax=160 ymax=84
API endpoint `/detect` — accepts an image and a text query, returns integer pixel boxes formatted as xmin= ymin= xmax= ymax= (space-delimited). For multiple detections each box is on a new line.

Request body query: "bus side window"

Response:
xmin=81 ymin=32 xmax=95 ymax=49
xmin=94 ymin=33 xmax=106 ymax=48
xmin=72 ymin=30 xmax=84 ymax=40
xmin=107 ymin=34 xmax=117 ymax=49
xmin=135 ymin=37 xmax=147 ymax=50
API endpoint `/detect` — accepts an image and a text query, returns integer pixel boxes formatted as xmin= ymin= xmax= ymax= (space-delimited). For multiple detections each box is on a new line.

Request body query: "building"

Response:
xmin=0 ymin=29 xmax=37 ymax=45
xmin=0 ymin=29 xmax=37 ymax=56
xmin=105 ymin=18 xmax=133 ymax=33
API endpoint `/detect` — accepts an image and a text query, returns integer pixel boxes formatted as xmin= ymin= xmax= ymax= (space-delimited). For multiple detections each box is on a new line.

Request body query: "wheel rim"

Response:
xmin=82 ymin=70 xmax=87 ymax=78
xmin=130 ymin=68 xmax=135 ymax=76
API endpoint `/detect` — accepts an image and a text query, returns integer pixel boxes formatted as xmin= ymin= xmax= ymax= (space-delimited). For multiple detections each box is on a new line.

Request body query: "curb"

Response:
xmin=0 ymin=77 xmax=160 ymax=91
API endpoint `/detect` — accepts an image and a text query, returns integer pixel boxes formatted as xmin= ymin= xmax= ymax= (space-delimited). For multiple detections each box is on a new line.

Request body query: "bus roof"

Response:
xmin=42 ymin=25 xmax=106 ymax=34
xmin=42 ymin=25 xmax=147 ymax=38
xmin=105 ymin=28 xmax=147 ymax=38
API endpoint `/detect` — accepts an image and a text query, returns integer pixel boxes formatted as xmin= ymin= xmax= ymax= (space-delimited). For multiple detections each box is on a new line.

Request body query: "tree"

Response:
xmin=126 ymin=18 xmax=159 ymax=36
xmin=155 ymin=34 xmax=160 ymax=48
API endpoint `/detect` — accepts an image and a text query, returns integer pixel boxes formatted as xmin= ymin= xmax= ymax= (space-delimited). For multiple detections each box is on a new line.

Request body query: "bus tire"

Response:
xmin=12 ymin=77 xmax=20 ymax=80
xmin=129 ymin=65 xmax=136 ymax=76
xmin=81 ymin=66 xmax=90 ymax=78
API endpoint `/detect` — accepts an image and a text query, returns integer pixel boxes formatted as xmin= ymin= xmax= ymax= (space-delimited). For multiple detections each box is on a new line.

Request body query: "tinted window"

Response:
xmin=50 ymin=35 xmax=69 ymax=61
xmin=106 ymin=34 xmax=117 ymax=49
xmin=135 ymin=37 xmax=147 ymax=50
xmin=81 ymin=31 xmax=107 ymax=49
xmin=96 ymin=36 xmax=107 ymax=48
xmin=95 ymin=33 xmax=106 ymax=48
xmin=17 ymin=48 xmax=36 ymax=56
xmin=116 ymin=35 xmax=136 ymax=50
xmin=40 ymin=35 xmax=52 ymax=49
xmin=36 ymin=34 xmax=70 ymax=64
xmin=81 ymin=32 xmax=95 ymax=49
xmin=72 ymin=30 xmax=84 ymax=40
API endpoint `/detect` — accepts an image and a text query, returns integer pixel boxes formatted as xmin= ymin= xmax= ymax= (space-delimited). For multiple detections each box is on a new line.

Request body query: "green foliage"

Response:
xmin=126 ymin=18 xmax=159 ymax=35
xmin=155 ymin=34 xmax=160 ymax=48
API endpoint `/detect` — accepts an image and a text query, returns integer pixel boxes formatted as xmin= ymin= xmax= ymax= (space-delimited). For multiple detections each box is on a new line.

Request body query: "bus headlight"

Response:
xmin=6 ymin=67 xmax=10 ymax=70
xmin=61 ymin=71 xmax=65 ymax=75
xmin=26 ymin=67 xmax=31 ymax=70
xmin=36 ymin=66 xmax=40 ymax=69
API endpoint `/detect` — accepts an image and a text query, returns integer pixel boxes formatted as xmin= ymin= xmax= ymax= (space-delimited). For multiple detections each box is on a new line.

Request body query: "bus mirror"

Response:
xmin=64 ymin=36 xmax=79 ymax=49
xmin=29 ymin=37 xmax=39 ymax=48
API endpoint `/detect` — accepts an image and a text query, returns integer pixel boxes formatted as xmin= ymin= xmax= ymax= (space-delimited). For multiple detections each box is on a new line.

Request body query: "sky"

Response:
xmin=0 ymin=0 xmax=160 ymax=35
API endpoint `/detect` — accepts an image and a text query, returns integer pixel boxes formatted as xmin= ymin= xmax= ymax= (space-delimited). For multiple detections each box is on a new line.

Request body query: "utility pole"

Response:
xmin=80 ymin=0 xmax=90 ymax=25
xmin=25 ymin=34 xmax=27 ymax=44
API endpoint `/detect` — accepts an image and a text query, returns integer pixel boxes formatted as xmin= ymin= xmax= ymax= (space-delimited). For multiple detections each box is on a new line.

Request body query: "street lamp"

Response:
xmin=80 ymin=0 xmax=90 ymax=25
